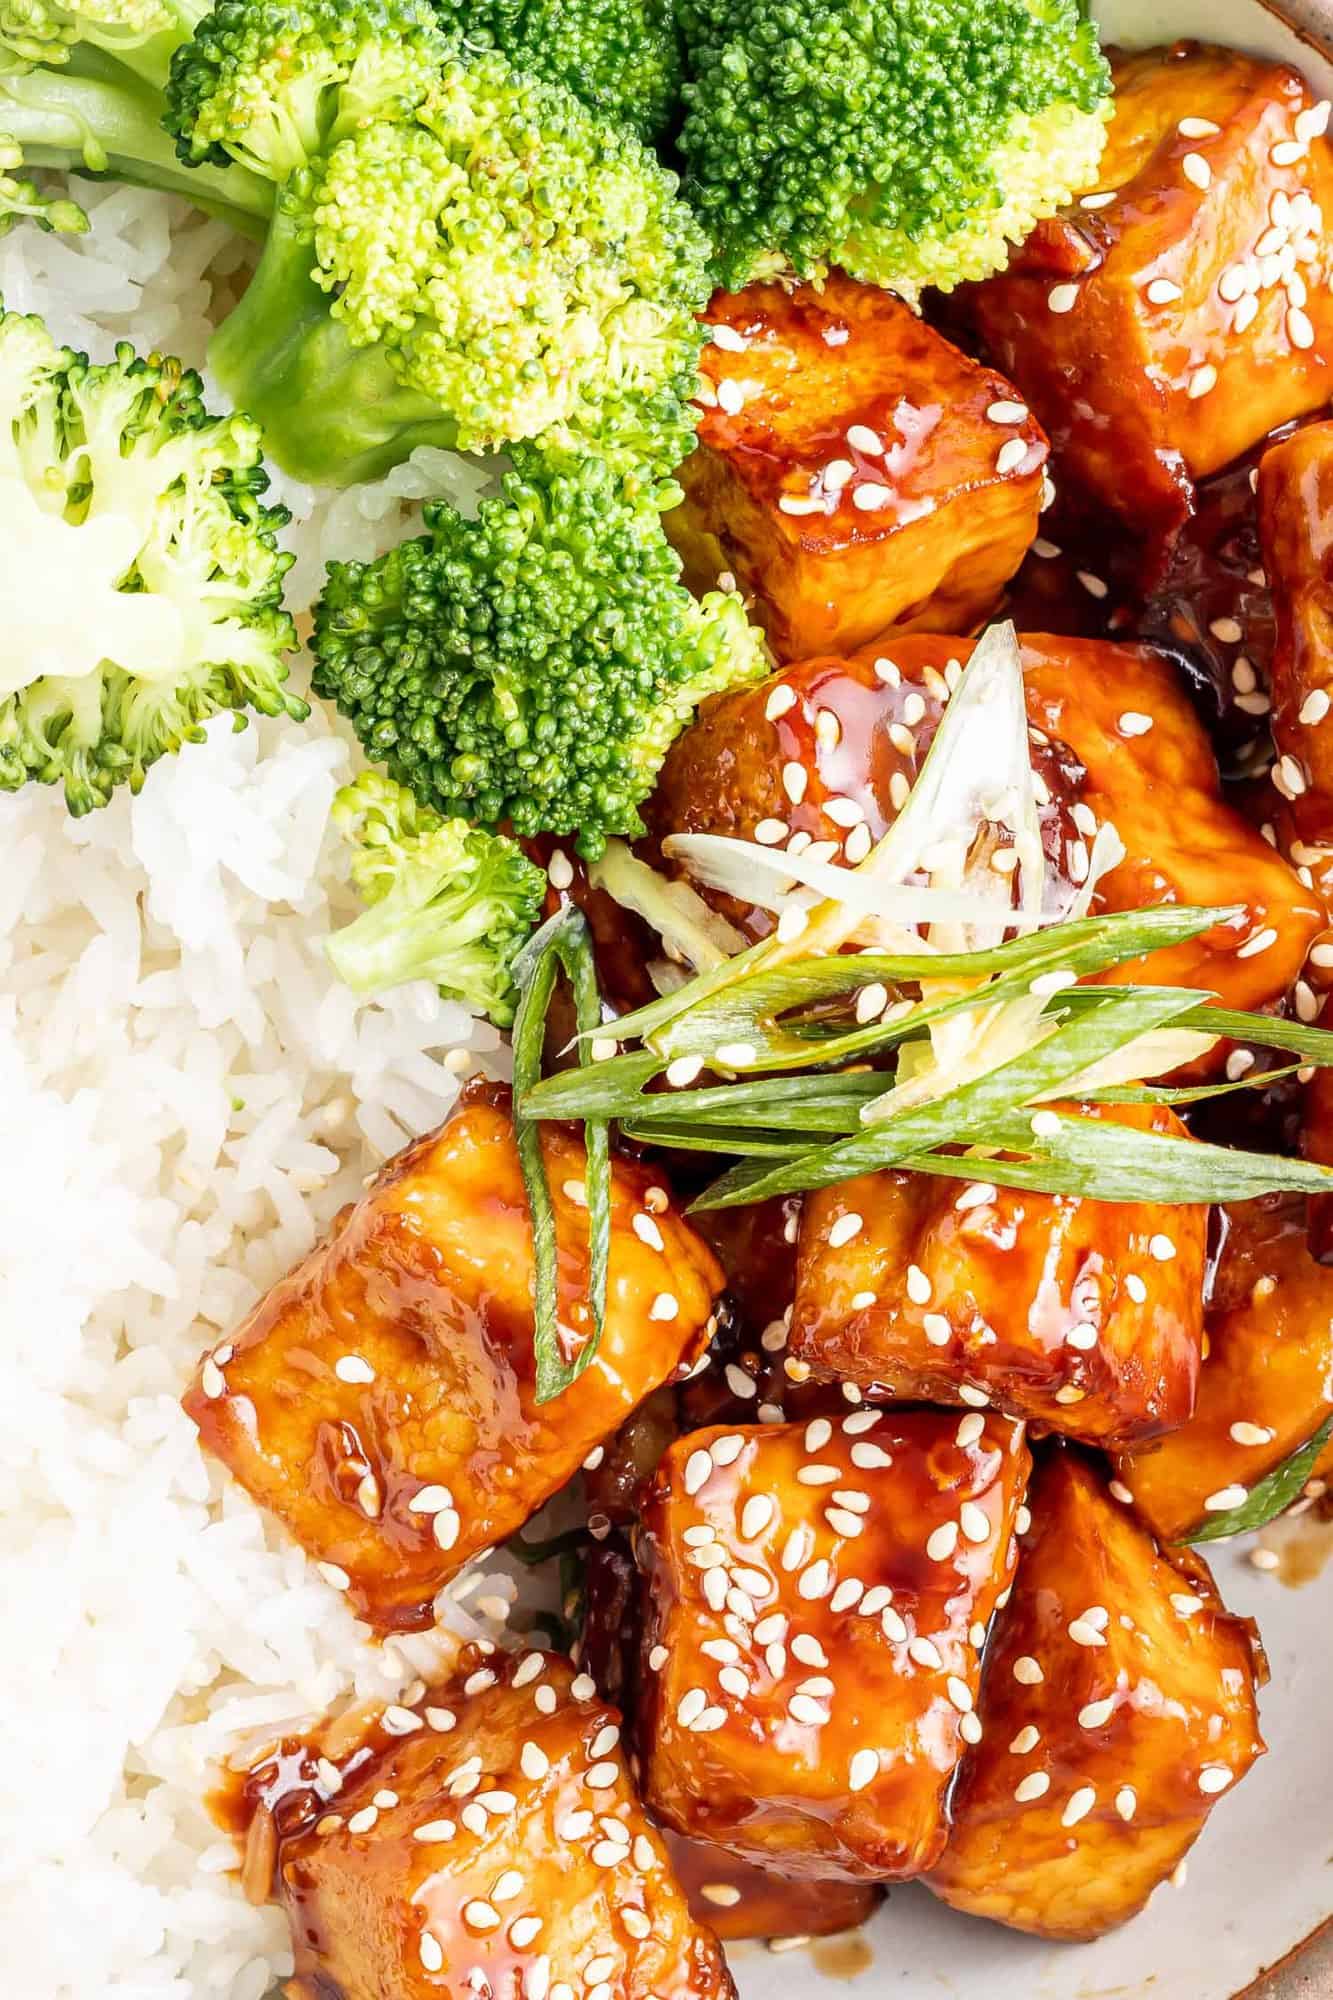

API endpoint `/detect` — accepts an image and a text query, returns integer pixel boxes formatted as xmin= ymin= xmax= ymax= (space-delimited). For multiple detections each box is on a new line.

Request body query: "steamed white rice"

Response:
xmin=0 ymin=183 xmax=512 ymax=1999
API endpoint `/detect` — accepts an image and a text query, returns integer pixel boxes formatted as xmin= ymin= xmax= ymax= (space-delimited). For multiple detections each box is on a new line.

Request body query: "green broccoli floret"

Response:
xmin=0 ymin=304 xmax=303 ymax=814
xmin=326 ymin=769 xmax=545 ymax=1025
xmin=0 ymin=1 xmax=273 ymax=234
xmin=310 ymin=454 xmax=771 ymax=860
xmin=427 ymin=0 xmax=681 ymax=142
xmin=677 ymin=0 xmax=1112 ymax=297
xmin=0 ymin=130 xmax=88 ymax=230
xmin=159 ymin=1 xmax=710 ymax=488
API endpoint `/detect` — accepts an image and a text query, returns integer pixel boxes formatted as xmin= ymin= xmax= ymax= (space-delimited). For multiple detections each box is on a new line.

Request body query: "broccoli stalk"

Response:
xmin=0 ymin=304 xmax=302 ymax=814
xmin=677 ymin=0 xmax=1112 ymax=298
xmin=157 ymin=4 xmax=711 ymax=489
xmin=310 ymin=453 xmax=772 ymax=860
xmin=326 ymin=771 xmax=546 ymax=1026
xmin=0 ymin=5 xmax=271 ymax=233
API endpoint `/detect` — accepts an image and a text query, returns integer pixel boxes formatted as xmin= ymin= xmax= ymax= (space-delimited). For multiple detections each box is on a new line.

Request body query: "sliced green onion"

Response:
xmin=690 ymin=986 xmax=1209 ymax=1208
xmin=1182 ymin=1415 xmax=1333 ymax=1544
xmin=511 ymin=906 xmax=610 ymax=1403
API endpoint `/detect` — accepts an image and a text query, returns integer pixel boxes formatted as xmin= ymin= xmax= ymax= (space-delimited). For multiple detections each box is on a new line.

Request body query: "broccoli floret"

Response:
xmin=428 ymin=0 xmax=681 ymax=142
xmin=0 ymin=304 xmax=303 ymax=815
xmin=161 ymin=4 xmax=710 ymax=488
xmin=310 ymin=454 xmax=771 ymax=860
xmin=326 ymin=769 xmax=545 ymax=1025
xmin=677 ymin=0 xmax=1112 ymax=297
xmin=0 ymin=130 xmax=88 ymax=229
xmin=0 ymin=1 xmax=273 ymax=232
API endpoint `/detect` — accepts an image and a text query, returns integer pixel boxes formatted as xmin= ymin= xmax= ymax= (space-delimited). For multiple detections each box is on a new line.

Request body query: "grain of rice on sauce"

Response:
xmin=0 ymin=183 xmax=515 ymax=2000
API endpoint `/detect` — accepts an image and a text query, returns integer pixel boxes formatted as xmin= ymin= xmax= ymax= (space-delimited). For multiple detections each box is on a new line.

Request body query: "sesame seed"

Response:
xmin=828 ymin=1212 xmax=863 ymax=1248
xmin=906 ymin=1264 xmax=932 ymax=1305
xmin=1179 ymin=115 xmax=1221 ymax=137
xmin=1015 ymin=1772 xmax=1050 ymax=1802
xmin=511 ymin=1917 xmax=544 ymax=1949
xmin=1146 ymin=277 xmax=1183 ymax=305
xmin=908 ymin=1636 xmax=943 ymax=1671
xmin=958 ymin=1501 xmax=990 ymax=1544
xmin=433 ymin=1510 xmax=460 ymax=1551
xmin=1010 ymin=1726 xmax=1041 ymax=1754
xmin=464 ymin=1900 xmax=502 ymax=1932
xmin=1288 ymin=304 xmax=1316 ymax=349
xmin=847 ymin=424 xmax=884 ymax=453
xmin=547 ymin=849 xmax=573 ymax=891
xmin=946 ymin=1676 xmax=973 ymax=1713
xmin=683 ymin=1449 xmax=713 ymax=1497
xmin=848 ymin=1749 xmax=880 ymax=1792
xmin=996 ymin=438 xmax=1029 ymax=476
xmin=1013 ymin=1656 xmax=1044 ymax=1685
xmin=316 ymin=1562 xmax=350 ymax=1591
xmin=1181 ymin=151 xmax=1212 ymax=189
xmin=831 ymin=1579 xmax=864 ymax=1613
xmin=1272 ymin=139 xmax=1306 ymax=166
xmin=347 ymin=1805 xmax=378 ymax=1834
xmin=701 ymin=1883 xmax=742 ymax=1907
xmin=571 ymin=1673 xmax=596 ymax=1701
xmin=649 ymin=1292 xmax=679 ymax=1323
xmin=1063 ymin=1786 xmax=1096 ymax=1828
xmin=789 ymin=1693 xmax=830 ymax=1726
xmin=959 ymin=1385 xmax=990 ymax=1409
xmin=1148 ymin=1234 xmax=1176 ymax=1262
xmin=798 ymin=1559 xmax=833 ymax=1600
xmin=665 ymin=1055 xmax=704 ymax=1088
xmin=850 ymin=1441 xmax=893 ymax=1470
xmin=851 ymin=482 xmax=895 ymax=511
xmin=1047 ymin=283 xmax=1079 ymax=314
xmin=1237 ymin=926 xmax=1279 ymax=959
xmin=534 ymin=1686 xmax=557 ymax=1714
xmin=420 ymin=1932 xmax=445 ymax=1972
xmin=1199 ymin=1765 xmax=1233 ymax=1795
xmin=200 ymin=1358 xmax=226 ymax=1399
xmin=956 ymin=1414 xmax=986 ymax=1449
xmin=960 ymin=1712 xmax=984 ymax=1745
xmin=822 ymin=457 xmax=855 ymax=491
xmin=797 ymin=1465 xmax=839 ymax=1486
xmin=1125 ymin=1275 xmax=1148 ymax=1305
xmin=987 ymin=399 xmax=1029 ymax=424
xmin=741 ymin=1496 xmax=775 ymax=1539
xmin=585 ymin=1762 xmax=618 ymax=1789
xmin=927 ymin=1522 xmax=959 ymax=1562
xmin=826 ymin=1507 xmax=865 ymax=1538
xmin=1235 ymin=295 xmax=1259 ymax=334
xmin=778 ymin=494 xmax=824 ymax=517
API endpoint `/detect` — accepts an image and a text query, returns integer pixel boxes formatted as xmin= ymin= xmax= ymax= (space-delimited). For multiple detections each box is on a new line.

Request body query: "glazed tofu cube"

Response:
xmin=1259 ymin=419 xmax=1333 ymax=838
xmin=635 ymin=1411 xmax=1030 ymax=1881
xmin=648 ymin=631 xmax=1323 ymax=1021
xmin=184 ymin=1083 xmax=722 ymax=1632
xmin=661 ymin=1831 xmax=882 ymax=1943
xmin=276 ymin=1651 xmax=735 ymax=2000
xmin=1022 ymin=636 xmax=1326 ymax=1018
xmin=1116 ymin=1195 xmax=1333 ymax=1540
xmin=790 ymin=1102 xmax=1207 ymax=1449
xmin=666 ymin=273 xmax=1047 ymax=661
xmin=926 ymin=1451 xmax=1266 ymax=1941
xmin=961 ymin=43 xmax=1333 ymax=545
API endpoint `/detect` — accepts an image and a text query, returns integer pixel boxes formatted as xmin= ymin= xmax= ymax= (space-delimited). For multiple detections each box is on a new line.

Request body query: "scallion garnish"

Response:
xmin=511 ymin=905 xmax=611 ymax=1403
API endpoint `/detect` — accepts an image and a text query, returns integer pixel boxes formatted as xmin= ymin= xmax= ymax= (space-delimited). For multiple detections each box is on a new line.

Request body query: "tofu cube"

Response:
xmin=636 ymin=1411 xmax=1030 ymax=1880
xmin=184 ymin=1083 xmax=722 ymax=1631
xmin=961 ymin=42 xmax=1333 ymax=544
xmin=790 ymin=1103 xmax=1207 ymax=1448
xmin=648 ymin=631 xmax=1324 ymax=1022
xmin=276 ymin=1651 xmax=736 ymax=2000
xmin=661 ymin=1830 xmax=882 ymax=1943
xmin=927 ymin=1451 xmax=1266 ymax=1940
xmin=1116 ymin=1194 xmax=1333 ymax=1540
xmin=666 ymin=272 xmax=1047 ymax=661
xmin=1259 ymin=418 xmax=1333 ymax=837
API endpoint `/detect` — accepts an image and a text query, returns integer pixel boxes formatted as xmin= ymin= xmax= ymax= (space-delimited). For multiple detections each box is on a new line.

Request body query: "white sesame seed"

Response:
xmin=1125 ymin=1275 xmax=1148 ymax=1305
xmin=851 ymin=482 xmax=895 ymax=511
xmin=927 ymin=1522 xmax=959 ymax=1562
xmin=316 ymin=1562 xmax=350 ymax=1591
xmin=788 ymin=1693 xmax=830 ymax=1726
xmin=1013 ymin=1656 xmax=1044 ymax=1685
xmin=955 ymin=1414 xmax=986 ymax=1450
xmin=1010 ymin=1726 xmax=1041 ymax=1754
xmin=420 ymin=1931 xmax=445 ymax=1972
xmin=1272 ymin=138 xmax=1306 ymax=166
xmin=798 ymin=1559 xmax=833 ymax=1601
xmin=1205 ymin=1483 xmax=1250 ymax=1513
xmin=1146 ymin=277 xmax=1183 ymax=305
xmin=433 ymin=1509 xmax=460 ymax=1551
xmin=987 ymin=399 xmax=1029 ymax=424
xmin=996 ymin=438 xmax=1029 ymax=476
xmin=1181 ymin=151 xmax=1211 ymax=189
xmin=831 ymin=1579 xmax=864 ymax=1613
xmin=826 ymin=1507 xmax=865 ymax=1539
xmin=822 ymin=457 xmax=855 ymax=491
xmin=1287 ymin=303 xmax=1316 ymax=350
xmin=850 ymin=1441 xmax=893 ymax=1470
xmin=957 ymin=1501 xmax=990 ymax=1544
xmin=847 ymin=424 xmax=884 ymax=454
xmin=741 ymin=1496 xmax=775 ymax=1540
xmin=1237 ymin=925 xmax=1279 ymax=959
xmin=848 ymin=1749 xmax=880 ymax=1793
xmin=1235 ymin=295 xmax=1259 ymax=334
xmin=347 ymin=1805 xmax=379 ymax=1834
xmin=712 ymin=1433 xmax=745 ymax=1466
xmin=199 ymin=1358 xmax=226 ymax=1400
xmin=684 ymin=1449 xmax=713 ymax=1496
xmin=1015 ymin=1772 xmax=1050 ymax=1802
xmin=665 ymin=1055 xmax=704 ymax=1088
xmin=1179 ymin=116 xmax=1221 ymax=138
xmin=946 ymin=1676 xmax=974 ymax=1713
xmin=959 ymin=1385 xmax=990 ymax=1409
xmin=908 ymin=1636 xmax=943 ymax=1671
xmin=701 ymin=1883 xmax=743 ymax=1907
xmin=1199 ymin=1765 xmax=1233 ymax=1795
xmin=1063 ymin=1786 xmax=1096 ymax=1828
xmin=905 ymin=1264 xmax=932 ymax=1305
xmin=1047 ymin=283 xmax=1079 ymax=314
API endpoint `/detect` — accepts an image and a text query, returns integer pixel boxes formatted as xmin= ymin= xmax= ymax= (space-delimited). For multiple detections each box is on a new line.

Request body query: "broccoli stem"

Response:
xmin=0 ymin=51 xmax=273 ymax=235
xmin=207 ymin=197 xmax=464 ymax=486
